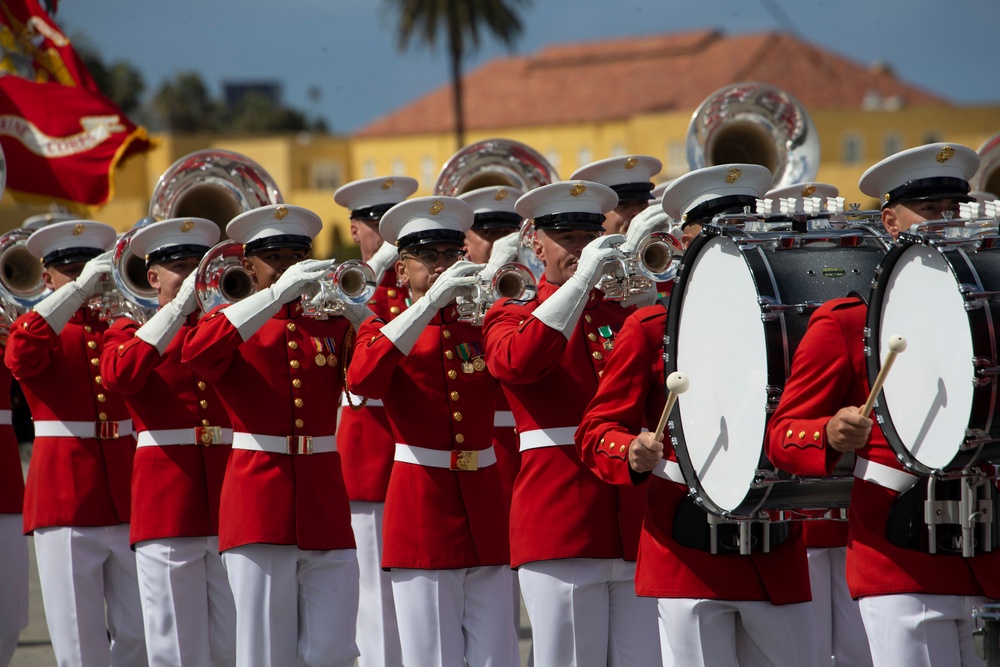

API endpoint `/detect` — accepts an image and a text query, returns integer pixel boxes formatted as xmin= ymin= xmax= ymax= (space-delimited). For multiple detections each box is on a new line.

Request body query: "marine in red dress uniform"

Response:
xmin=182 ymin=205 xmax=363 ymax=667
xmin=0 ymin=350 xmax=27 ymax=667
xmin=765 ymin=143 xmax=997 ymax=667
xmin=333 ymin=175 xmax=417 ymax=667
xmin=482 ymin=180 xmax=660 ymax=666
xmin=100 ymin=218 xmax=236 ymax=667
xmin=349 ymin=195 xmax=516 ymax=667
xmin=5 ymin=220 xmax=146 ymax=666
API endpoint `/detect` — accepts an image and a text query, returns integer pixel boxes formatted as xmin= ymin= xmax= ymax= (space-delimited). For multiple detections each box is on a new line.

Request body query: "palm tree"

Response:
xmin=385 ymin=0 xmax=532 ymax=149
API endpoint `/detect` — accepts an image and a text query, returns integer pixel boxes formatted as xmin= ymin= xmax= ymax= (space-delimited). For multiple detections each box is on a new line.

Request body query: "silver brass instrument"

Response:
xmin=686 ymin=82 xmax=819 ymax=189
xmin=92 ymin=226 xmax=160 ymax=323
xmin=598 ymin=232 xmax=680 ymax=301
xmin=301 ymin=261 xmax=377 ymax=320
xmin=0 ymin=228 xmax=48 ymax=336
xmin=972 ymin=132 xmax=1000 ymax=199
xmin=195 ymin=240 xmax=255 ymax=313
xmin=456 ymin=262 xmax=537 ymax=325
xmin=149 ymin=149 xmax=283 ymax=239
xmin=434 ymin=138 xmax=559 ymax=196
xmin=517 ymin=218 xmax=545 ymax=280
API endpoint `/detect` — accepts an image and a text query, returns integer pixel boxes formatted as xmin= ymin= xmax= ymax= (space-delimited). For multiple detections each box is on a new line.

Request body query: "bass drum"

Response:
xmin=867 ymin=234 xmax=1000 ymax=475
xmin=665 ymin=226 xmax=889 ymax=518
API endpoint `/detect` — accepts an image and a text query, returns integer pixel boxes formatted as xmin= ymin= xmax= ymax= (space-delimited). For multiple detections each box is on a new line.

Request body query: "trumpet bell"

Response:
xmin=492 ymin=262 xmax=537 ymax=301
xmin=637 ymin=232 xmax=680 ymax=282
xmin=195 ymin=240 xmax=254 ymax=313
xmin=434 ymin=138 xmax=560 ymax=196
xmin=333 ymin=260 xmax=377 ymax=305
xmin=0 ymin=229 xmax=47 ymax=310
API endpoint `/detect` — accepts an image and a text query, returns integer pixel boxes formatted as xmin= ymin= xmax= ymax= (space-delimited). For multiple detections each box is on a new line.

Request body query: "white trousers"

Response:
xmin=807 ymin=547 xmax=872 ymax=667
xmin=859 ymin=593 xmax=987 ymax=667
xmin=135 ymin=536 xmax=236 ymax=667
xmin=0 ymin=514 xmax=28 ymax=667
xmin=222 ymin=543 xmax=359 ymax=667
xmin=391 ymin=565 xmax=517 ymax=667
xmin=518 ymin=558 xmax=660 ymax=667
xmin=657 ymin=597 xmax=816 ymax=667
xmin=33 ymin=524 xmax=148 ymax=667
xmin=349 ymin=501 xmax=402 ymax=667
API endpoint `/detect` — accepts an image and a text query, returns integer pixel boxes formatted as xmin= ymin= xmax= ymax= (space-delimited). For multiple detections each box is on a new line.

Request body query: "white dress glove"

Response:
xmin=224 ymin=259 xmax=336 ymax=341
xmin=479 ymin=232 xmax=520 ymax=279
xmin=532 ymin=235 xmax=625 ymax=338
xmin=380 ymin=260 xmax=483 ymax=355
xmin=33 ymin=250 xmax=113 ymax=335
xmin=620 ymin=206 xmax=671 ymax=255
xmin=366 ymin=241 xmax=399 ymax=287
xmin=134 ymin=270 xmax=197 ymax=355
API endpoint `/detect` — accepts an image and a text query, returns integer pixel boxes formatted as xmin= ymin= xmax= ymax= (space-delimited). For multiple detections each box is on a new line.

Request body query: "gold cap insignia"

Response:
xmin=429 ymin=200 xmax=444 ymax=215
xmin=682 ymin=213 xmax=688 ymax=222
xmin=569 ymin=183 xmax=587 ymax=197
xmin=801 ymin=185 xmax=817 ymax=197
xmin=274 ymin=206 xmax=289 ymax=220
xmin=72 ymin=223 xmax=85 ymax=235
xmin=725 ymin=167 xmax=742 ymax=184
xmin=624 ymin=157 xmax=638 ymax=169
xmin=180 ymin=220 xmax=194 ymax=232
xmin=494 ymin=189 xmax=508 ymax=201
xmin=381 ymin=178 xmax=394 ymax=190
xmin=144 ymin=254 xmax=150 ymax=261
xmin=936 ymin=146 xmax=955 ymax=163
xmin=885 ymin=193 xmax=891 ymax=202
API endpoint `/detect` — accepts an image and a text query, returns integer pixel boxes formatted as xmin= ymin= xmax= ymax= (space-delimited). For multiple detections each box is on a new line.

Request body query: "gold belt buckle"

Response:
xmin=286 ymin=435 xmax=313 ymax=455
xmin=450 ymin=449 xmax=478 ymax=471
xmin=194 ymin=426 xmax=222 ymax=447
xmin=96 ymin=421 xmax=119 ymax=440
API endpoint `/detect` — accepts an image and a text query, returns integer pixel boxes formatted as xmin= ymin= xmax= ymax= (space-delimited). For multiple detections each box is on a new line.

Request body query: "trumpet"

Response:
xmin=0 ymin=228 xmax=48 ymax=338
xmin=300 ymin=261 xmax=377 ymax=320
xmin=598 ymin=232 xmax=680 ymax=302
xmin=455 ymin=262 xmax=537 ymax=326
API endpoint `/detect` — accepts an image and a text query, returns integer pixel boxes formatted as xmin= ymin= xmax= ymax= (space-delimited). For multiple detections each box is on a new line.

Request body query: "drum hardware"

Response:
xmin=300 ymin=260 xmax=377 ymax=320
xmin=974 ymin=602 xmax=1000 ymax=666
xmin=455 ymin=262 xmax=537 ymax=326
xmin=925 ymin=473 xmax=993 ymax=558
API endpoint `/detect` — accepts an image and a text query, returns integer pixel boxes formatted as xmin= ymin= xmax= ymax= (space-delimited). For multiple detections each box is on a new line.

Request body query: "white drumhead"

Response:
xmin=676 ymin=237 xmax=769 ymax=513
xmin=879 ymin=246 xmax=974 ymax=471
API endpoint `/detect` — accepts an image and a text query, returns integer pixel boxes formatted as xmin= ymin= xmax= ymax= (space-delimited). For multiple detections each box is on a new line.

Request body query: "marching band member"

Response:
xmin=576 ymin=164 xmax=818 ymax=667
xmin=765 ymin=143 xmax=999 ymax=667
xmin=100 ymin=219 xmax=236 ymax=667
xmin=347 ymin=196 xmax=517 ymax=667
xmin=763 ymin=181 xmax=873 ymax=667
xmin=5 ymin=220 xmax=147 ymax=666
xmin=571 ymin=156 xmax=662 ymax=234
xmin=182 ymin=205 xmax=366 ymax=667
xmin=334 ymin=176 xmax=418 ymax=667
xmin=482 ymin=181 xmax=660 ymax=667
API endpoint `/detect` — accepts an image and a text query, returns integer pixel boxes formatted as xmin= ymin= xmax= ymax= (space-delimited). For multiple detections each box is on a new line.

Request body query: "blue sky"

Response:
xmin=55 ymin=0 xmax=1000 ymax=134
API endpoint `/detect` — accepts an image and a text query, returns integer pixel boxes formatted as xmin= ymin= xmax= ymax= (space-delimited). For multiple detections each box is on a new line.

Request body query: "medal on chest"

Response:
xmin=597 ymin=325 xmax=615 ymax=351
xmin=312 ymin=337 xmax=338 ymax=367
xmin=455 ymin=341 xmax=486 ymax=373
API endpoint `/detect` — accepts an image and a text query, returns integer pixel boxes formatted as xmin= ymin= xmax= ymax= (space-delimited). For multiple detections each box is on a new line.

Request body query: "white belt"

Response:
xmin=340 ymin=392 xmax=383 ymax=408
xmin=854 ymin=456 xmax=919 ymax=493
xmin=518 ymin=427 xmax=577 ymax=452
xmin=652 ymin=458 xmax=686 ymax=485
xmin=136 ymin=427 xmax=234 ymax=448
xmin=0 ymin=410 xmax=11 ymax=426
xmin=394 ymin=443 xmax=496 ymax=471
xmin=494 ymin=411 xmax=515 ymax=428
xmin=232 ymin=432 xmax=337 ymax=455
xmin=34 ymin=419 xmax=133 ymax=439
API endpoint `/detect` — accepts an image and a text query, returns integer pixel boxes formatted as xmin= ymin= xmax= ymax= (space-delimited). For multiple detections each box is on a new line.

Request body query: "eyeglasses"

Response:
xmin=402 ymin=248 xmax=466 ymax=266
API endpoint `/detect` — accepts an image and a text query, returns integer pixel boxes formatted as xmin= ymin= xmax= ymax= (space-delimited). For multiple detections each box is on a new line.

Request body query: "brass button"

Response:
xmin=96 ymin=393 xmax=106 ymax=403
xmin=201 ymin=419 xmax=210 ymax=427
xmin=94 ymin=376 xmax=102 ymax=385
xmin=448 ymin=370 xmax=457 ymax=380
xmin=453 ymin=411 xmax=462 ymax=422
xmin=84 ymin=325 xmax=93 ymax=333
xmin=390 ymin=306 xmax=400 ymax=315
xmin=442 ymin=330 xmax=451 ymax=339
xmin=587 ymin=333 xmax=597 ymax=342
xmin=450 ymin=391 xmax=459 ymax=401
xmin=598 ymin=370 xmax=604 ymax=378
xmin=620 ymin=444 xmax=626 ymax=452
xmin=294 ymin=398 xmax=304 ymax=408
xmin=290 ymin=360 xmax=300 ymax=369
xmin=87 ymin=340 xmax=97 ymax=350
xmin=197 ymin=381 xmax=207 ymax=391
xmin=592 ymin=351 xmax=604 ymax=361
xmin=387 ymin=289 xmax=397 ymax=298
xmin=91 ymin=358 xmax=100 ymax=366
xmin=798 ymin=431 xmax=805 ymax=439
xmin=584 ymin=315 xmax=592 ymax=323
xmin=813 ymin=431 xmax=821 ymax=440
xmin=294 ymin=418 xmax=304 ymax=428
xmin=98 ymin=412 xmax=107 ymax=421
xmin=455 ymin=433 xmax=465 ymax=444
xmin=786 ymin=429 xmax=793 ymax=438
xmin=445 ymin=350 xmax=454 ymax=360
xmin=287 ymin=322 xmax=296 ymax=331
xmin=288 ymin=341 xmax=298 ymax=350
xmin=600 ymin=437 xmax=605 ymax=445
xmin=199 ymin=399 xmax=208 ymax=409
xmin=292 ymin=379 xmax=302 ymax=388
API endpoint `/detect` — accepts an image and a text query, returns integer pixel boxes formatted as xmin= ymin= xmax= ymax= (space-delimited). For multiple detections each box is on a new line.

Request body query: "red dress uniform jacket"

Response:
xmin=492 ymin=391 xmax=519 ymax=506
xmin=182 ymin=301 xmax=354 ymax=553
xmin=576 ymin=304 xmax=811 ymax=604
xmin=348 ymin=307 xmax=510 ymax=570
xmin=765 ymin=298 xmax=1000 ymax=599
xmin=482 ymin=277 xmax=646 ymax=568
xmin=5 ymin=309 xmax=134 ymax=532
xmin=336 ymin=269 xmax=406 ymax=502
xmin=0 ymin=361 xmax=24 ymax=514
xmin=101 ymin=316 xmax=232 ymax=546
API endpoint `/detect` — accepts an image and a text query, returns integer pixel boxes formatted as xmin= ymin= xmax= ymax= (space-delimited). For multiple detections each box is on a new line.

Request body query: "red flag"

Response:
xmin=0 ymin=0 xmax=151 ymax=210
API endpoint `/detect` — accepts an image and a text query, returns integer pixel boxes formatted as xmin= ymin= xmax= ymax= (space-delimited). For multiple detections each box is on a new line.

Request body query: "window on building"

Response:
xmin=882 ymin=132 xmax=903 ymax=158
xmin=362 ymin=160 xmax=376 ymax=179
xmin=611 ymin=144 xmax=626 ymax=157
xmin=665 ymin=140 xmax=687 ymax=177
xmin=923 ymin=132 xmax=942 ymax=145
xmin=391 ymin=158 xmax=405 ymax=176
xmin=546 ymin=150 xmax=561 ymax=171
xmin=577 ymin=146 xmax=592 ymax=169
xmin=421 ymin=157 xmax=435 ymax=191
xmin=842 ymin=133 xmax=864 ymax=164
xmin=310 ymin=162 xmax=342 ymax=191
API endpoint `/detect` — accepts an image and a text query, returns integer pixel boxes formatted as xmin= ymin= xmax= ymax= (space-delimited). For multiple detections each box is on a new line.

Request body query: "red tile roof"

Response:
xmin=356 ymin=29 xmax=949 ymax=138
